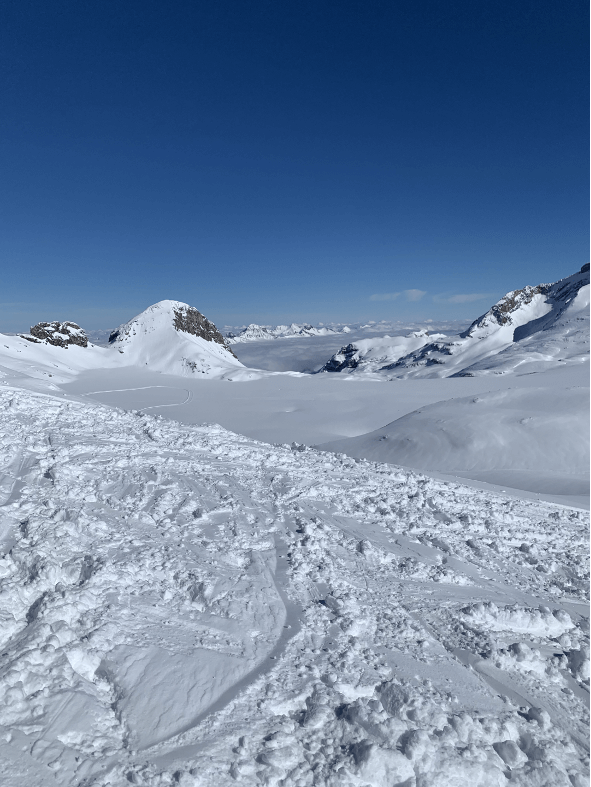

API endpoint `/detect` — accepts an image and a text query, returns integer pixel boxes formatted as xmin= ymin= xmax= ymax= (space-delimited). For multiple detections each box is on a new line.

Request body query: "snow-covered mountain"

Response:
xmin=320 ymin=266 xmax=589 ymax=378
xmin=0 ymin=300 xmax=247 ymax=382
xmin=320 ymin=329 xmax=446 ymax=374
xmin=107 ymin=300 xmax=243 ymax=377
xmin=227 ymin=322 xmax=351 ymax=343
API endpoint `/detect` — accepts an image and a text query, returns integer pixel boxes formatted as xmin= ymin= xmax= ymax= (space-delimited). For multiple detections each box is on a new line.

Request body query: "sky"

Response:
xmin=1 ymin=0 xmax=588 ymax=331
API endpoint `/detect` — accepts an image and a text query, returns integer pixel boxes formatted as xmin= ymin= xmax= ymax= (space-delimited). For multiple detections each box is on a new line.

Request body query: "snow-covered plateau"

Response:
xmin=0 ymin=267 xmax=588 ymax=786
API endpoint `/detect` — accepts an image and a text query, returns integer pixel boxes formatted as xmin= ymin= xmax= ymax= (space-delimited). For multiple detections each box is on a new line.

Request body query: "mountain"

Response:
xmin=320 ymin=330 xmax=446 ymax=374
xmin=227 ymin=322 xmax=351 ymax=343
xmin=0 ymin=300 xmax=246 ymax=382
xmin=320 ymin=266 xmax=589 ymax=378
xmin=20 ymin=321 xmax=89 ymax=348
xmin=107 ymin=300 xmax=243 ymax=377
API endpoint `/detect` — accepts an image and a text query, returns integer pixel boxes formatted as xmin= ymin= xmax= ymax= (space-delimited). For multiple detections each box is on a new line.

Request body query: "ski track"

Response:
xmin=83 ymin=386 xmax=193 ymax=412
xmin=0 ymin=385 xmax=588 ymax=786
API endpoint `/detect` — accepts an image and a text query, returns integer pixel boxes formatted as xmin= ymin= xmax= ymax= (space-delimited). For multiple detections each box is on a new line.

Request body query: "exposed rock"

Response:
xmin=24 ymin=321 xmax=88 ymax=348
xmin=321 ymin=343 xmax=361 ymax=372
xmin=461 ymin=284 xmax=552 ymax=336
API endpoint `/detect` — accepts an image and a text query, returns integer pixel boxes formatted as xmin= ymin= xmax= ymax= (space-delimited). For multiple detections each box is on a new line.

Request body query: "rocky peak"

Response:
xmin=171 ymin=305 xmax=237 ymax=356
xmin=462 ymin=284 xmax=551 ymax=337
xmin=22 ymin=321 xmax=88 ymax=348
xmin=108 ymin=300 xmax=238 ymax=359
xmin=321 ymin=344 xmax=361 ymax=372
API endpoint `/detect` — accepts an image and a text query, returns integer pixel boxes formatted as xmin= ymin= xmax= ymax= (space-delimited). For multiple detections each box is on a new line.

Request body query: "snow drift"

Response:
xmin=319 ymin=384 xmax=590 ymax=495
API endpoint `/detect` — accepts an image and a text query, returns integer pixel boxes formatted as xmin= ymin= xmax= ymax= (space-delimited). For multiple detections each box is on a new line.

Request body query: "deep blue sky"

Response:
xmin=1 ymin=0 xmax=588 ymax=331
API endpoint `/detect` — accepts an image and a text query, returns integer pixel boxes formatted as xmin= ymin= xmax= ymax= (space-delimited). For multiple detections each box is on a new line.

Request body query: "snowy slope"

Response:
xmin=0 ymin=301 xmax=251 ymax=383
xmin=0 ymin=383 xmax=588 ymax=786
xmin=108 ymin=300 xmax=245 ymax=377
xmin=319 ymin=383 xmax=590 ymax=495
xmin=320 ymin=266 xmax=590 ymax=379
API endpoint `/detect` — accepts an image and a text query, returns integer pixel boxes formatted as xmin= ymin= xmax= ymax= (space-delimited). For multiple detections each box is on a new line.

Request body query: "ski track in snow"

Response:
xmin=0 ymin=385 xmax=588 ymax=786
xmin=84 ymin=387 xmax=194 ymax=412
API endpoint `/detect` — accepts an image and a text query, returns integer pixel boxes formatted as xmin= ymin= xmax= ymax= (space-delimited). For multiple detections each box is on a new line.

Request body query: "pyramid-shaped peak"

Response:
xmin=109 ymin=300 xmax=235 ymax=355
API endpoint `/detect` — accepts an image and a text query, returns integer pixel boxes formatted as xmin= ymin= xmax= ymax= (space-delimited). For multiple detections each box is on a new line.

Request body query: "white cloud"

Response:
xmin=433 ymin=293 xmax=490 ymax=304
xmin=369 ymin=292 xmax=400 ymax=301
xmin=404 ymin=289 xmax=426 ymax=302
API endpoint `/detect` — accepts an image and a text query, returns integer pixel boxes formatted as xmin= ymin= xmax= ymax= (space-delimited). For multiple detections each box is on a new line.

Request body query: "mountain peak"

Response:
xmin=109 ymin=301 xmax=236 ymax=358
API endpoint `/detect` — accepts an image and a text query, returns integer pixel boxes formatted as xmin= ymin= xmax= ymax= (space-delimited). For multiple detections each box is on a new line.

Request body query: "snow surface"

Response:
xmin=319 ymin=379 xmax=589 ymax=497
xmin=0 ymin=382 xmax=588 ymax=786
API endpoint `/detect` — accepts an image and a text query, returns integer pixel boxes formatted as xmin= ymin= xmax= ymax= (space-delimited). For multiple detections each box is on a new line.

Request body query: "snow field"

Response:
xmin=319 ymin=385 xmax=590 ymax=497
xmin=0 ymin=385 xmax=588 ymax=785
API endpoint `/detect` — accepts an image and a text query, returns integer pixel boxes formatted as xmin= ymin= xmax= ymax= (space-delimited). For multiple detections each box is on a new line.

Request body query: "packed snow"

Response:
xmin=0 ymin=383 xmax=588 ymax=786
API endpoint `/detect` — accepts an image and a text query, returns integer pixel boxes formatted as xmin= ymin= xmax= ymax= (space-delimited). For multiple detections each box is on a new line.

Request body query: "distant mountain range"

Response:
xmin=1 ymin=266 xmax=587 ymax=384
xmin=226 ymin=322 xmax=351 ymax=343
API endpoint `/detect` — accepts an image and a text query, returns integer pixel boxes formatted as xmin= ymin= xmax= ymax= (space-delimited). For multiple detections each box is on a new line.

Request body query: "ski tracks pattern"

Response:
xmin=0 ymin=387 xmax=588 ymax=786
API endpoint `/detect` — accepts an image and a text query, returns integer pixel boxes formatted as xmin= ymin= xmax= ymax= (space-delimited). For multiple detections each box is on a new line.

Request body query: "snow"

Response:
xmin=0 ymin=382 xmax=588 ymax=785
xmin=319 ymin=374 xmax=589 ymax=497
xmin=0 ymin=272 xmax=588 ymax=785
xmin=226 ymin=323 xmax=351 ymax=344
xmin=0 ymin=301 xmax=246 ymax=382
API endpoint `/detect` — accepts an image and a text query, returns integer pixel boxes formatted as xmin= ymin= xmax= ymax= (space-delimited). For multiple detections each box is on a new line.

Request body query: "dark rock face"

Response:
xmin=381 ymin=341 xmax=454 ymax=372
xmin=321 ymin=344 xmax=360 ymax=372
xmin=462 ymin=284 xmax=552 ymax=336
xmin=172 ymin=305 xmax=238 ymax=358
xmin=108 ymin=303 xmax=238 ymax=358
xmin=26 ymin=321 xmax=88 ymax=348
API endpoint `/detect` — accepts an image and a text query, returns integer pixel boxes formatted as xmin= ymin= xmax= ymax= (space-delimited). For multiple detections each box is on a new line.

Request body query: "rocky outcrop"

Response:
xmin=321 ymin=344 xmax=361 ymax=372
xmin=172 ymin=305 xmax=237 ymax=357
xmin=22 ymin=321 xmax=88 ymax=348
xmin=461 ymin=284 xmax=552 ymax=336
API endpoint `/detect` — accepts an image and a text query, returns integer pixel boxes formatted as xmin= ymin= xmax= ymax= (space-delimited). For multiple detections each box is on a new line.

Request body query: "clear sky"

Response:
xmin=1 ymin=0 xmax=588 ymax=331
